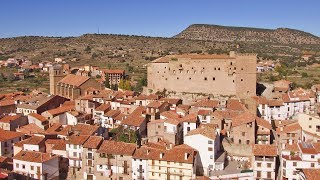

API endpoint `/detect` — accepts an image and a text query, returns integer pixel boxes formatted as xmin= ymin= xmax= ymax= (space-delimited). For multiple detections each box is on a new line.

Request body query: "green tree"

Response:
xmin=118 ymin=79 xmax=125 ymax=89
xmin=124 ymin=80 xmax=132 ymax=90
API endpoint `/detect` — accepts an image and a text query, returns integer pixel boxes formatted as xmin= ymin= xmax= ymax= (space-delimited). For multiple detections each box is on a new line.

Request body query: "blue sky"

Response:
xmin=0 ymin=0 xmax=319 ymax=38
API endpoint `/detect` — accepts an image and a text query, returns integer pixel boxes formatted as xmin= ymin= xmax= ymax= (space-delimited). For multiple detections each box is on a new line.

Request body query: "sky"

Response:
xmin=0 ymin=0 xmax=320 ymax=38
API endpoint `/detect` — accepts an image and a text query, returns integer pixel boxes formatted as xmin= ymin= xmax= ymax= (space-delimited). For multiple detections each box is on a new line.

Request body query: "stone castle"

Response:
xmin=146 ymin=51 xmax=257 ymax=99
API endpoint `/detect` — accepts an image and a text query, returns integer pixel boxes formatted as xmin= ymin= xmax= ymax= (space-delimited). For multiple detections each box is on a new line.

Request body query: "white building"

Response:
xmin=252 ymin=144 xmax=278 ymax=179
xmin=66 ymin=135 xmax=89 ymax=171
xmin=184 ymin=125 xmax=221 ymax=176
xmin=132 ymin=146 xmax=149 ymax=180
xmin=0 ymin=129 xmax=25 ymax=157
xmin=281 ymin=142 xmax=320 ymax=180
xmin=13 ymin=150 xmax=59 ymax=180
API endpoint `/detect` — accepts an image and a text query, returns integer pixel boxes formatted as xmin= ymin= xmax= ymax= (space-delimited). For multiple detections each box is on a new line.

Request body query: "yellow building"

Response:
xmin=147 ymin=144 xmax=197 ymax=180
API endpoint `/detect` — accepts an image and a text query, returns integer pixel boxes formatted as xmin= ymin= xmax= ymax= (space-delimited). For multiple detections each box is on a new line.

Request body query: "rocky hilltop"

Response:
xmin=174 ymin=24 xmax=320 ymax=45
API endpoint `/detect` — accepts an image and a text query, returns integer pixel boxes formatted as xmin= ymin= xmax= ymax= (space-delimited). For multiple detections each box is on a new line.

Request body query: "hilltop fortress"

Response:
xmin=146 ymin=51 xmax=257 ymax=99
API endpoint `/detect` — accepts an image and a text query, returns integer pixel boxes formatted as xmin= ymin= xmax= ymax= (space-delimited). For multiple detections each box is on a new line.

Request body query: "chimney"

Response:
xmin=160 ymin=152 xmax=164 ymax=159
xmin=280 ymin=127 xmax=283 ymax=132
xmin=147 ymin=149 xmax=150 ymax=155
xmin=184 ymin=153 xmax=189 ymax=160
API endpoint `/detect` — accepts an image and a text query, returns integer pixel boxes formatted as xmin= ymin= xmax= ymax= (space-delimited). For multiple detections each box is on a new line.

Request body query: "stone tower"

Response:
xmin=49 ymin=64 xmax=64 ymax=95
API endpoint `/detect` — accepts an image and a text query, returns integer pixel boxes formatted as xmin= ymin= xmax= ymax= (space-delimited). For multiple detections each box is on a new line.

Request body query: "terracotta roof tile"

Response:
xmin=256 ymin=117 xmax=272 ymax=129
xmin=298 ymin=142 xmax=317 ymax=154
xmin=160 ymin=111 xmax=181 ymax=119
xmin=14 ymin=136 xmax=45 ymax=147
xmin=252 ymin=144 xmax=277 ymax=156
xmin=83 ymin=136 xmax=103 ymax=149
xmin=0 ymin=129 xmax=24 ymax=142
xmin=180 ymin=113 xmax=198 ymax=123
xmin=301 ymin=169 xmax=320 ymax=180
xmin=0 ymin=115 xmax=21 ymax=123
xmin=46 ymin=105 xmax=75 ymax=116
xmin=0 ymin=100 xmax=15 ymax=107
xmin=95 ymin=103 xmax=111 ymax=112
xmin=66 ymin=135 xmax=89 ymax=145
xmin=105 ymin=110 xmax=121 ymax=118
xmin=226 ymin=99 xmax=246 ymax=111
xmin=232 ymin=111 xmax=256 ymax=127
xmin=185 ymin=126 xmax=216 ymax=140
xmin=13 ymin=150 xmax=58 ymax=163
xmin=59 ymin=74 xmax=90 ymax=87
xmin=28 ymin=113 xmax=47 ymax=122
xmin=97 ymin=140 xmax=136 ymax=155
xmin=16 ymin=123 xmax=45 ymax=135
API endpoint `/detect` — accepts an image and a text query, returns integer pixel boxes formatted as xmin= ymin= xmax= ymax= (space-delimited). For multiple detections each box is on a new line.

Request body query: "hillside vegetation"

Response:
xmin=175 ymin=24 xmax=320 ymax=45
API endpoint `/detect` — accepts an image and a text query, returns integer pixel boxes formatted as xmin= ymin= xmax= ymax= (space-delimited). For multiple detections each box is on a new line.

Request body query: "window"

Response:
xmin=31 ymin=166 xmax=34 ymax=170
xmin=267 ymin=163 xmax=271 ymax=168
xmin=267 ymin=172 xmax=271 ymax=178
xmin=239 ymin=139 xmax=241 ymax=144
xmin=309 ymin=125 xmax=312 ymax=128
xmin=257 ymin=171 xmax=261 ymax=177
xmin=241 ymin=79 xmax=243 ymax=81
xmin=311 ymin=155 xmax=315 ymax=159
xmin=73 ymin=145 xmax=77 ymax=149
xmin=73 ymin=152 xmax=77 ymax=157
xmin=257 ymin=163 xmax=261 ymax=167
xmin=293 ymin=162 xmax=297 ymax=166
xmin=210 ymin=155 xmax=213 ymax=159
xmin=187 ymin=127 xmax=190 ymax=132
xmin=246 ymin=140 xmax=250 ymax=144
xmin=208 ymin=147 xmax=213 ymax=151
xmin=212 ymin=77 xmax=215 ymax=81
xmin=311 ymin=163 xmax=315 ymax=167
xmin=22 ymin=164 xmax=25 ymax=169
xmin=204 ymin=77 xmax=207 ymax=81
xmin=242 ymin=132 xmax=245 ymax=136
xmin=208 ymin=140 xmax=213 ymax=144
xmin=16 ymin=163 xmax=19 ymax=168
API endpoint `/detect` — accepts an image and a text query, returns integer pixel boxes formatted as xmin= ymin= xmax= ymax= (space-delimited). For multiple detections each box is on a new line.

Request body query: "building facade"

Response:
xmin=147 ymin=52 xmax=256 ymax=99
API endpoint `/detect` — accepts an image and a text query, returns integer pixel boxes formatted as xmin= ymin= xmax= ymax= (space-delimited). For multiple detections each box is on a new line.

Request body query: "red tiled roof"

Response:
xmin=83 ymin=136 xmax=103 ymax=149
xmin=185 ymin=126 xmax=216 ymax=140
xmin=256 ymin=117 xmax=272 ymax=129
xmin=198 ymin=109 xmax=212 ymax=116
xmin=46 ymin=105 xmax=75 ymax=116
xmin=13 ymin=150 xmax=58 ymax=163
xmin=0 ymin=100 xmax=15 ymax=107
xmin=0 ymin=115 xmax=21 ymax=123
xmin=95 ymin=103 xmax=111 ymax=112
xmin=66 ymin=135 xmax=89 ymax=145
xmin=59 ymin=74 xmax=90 ymax=87
xmin=0 ymin=129 xmax=24 ymax=142
xmin=232 ymin=111 xmax=256 ymax=127
xmin=16 ymin=123 xmax=45 ymax=135
xmin=180 ymin=113 xmax=198 ymax=123
xmin=97 ymin=140 xmax=136 ymax=155
xmin=28 ymin=113 xmax=47 ymax=122
xmin=298 ymin=142 xmax=317 ymax=154
xmin=252 ymin=144 xmax=277 ymax=156
xmin=301 ymin=169 xmax=320 ymax=180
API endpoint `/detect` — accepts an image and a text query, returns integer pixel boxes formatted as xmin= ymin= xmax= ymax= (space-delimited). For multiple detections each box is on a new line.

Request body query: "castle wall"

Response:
xmin=147 ymin=53 xmax=256 ymax=99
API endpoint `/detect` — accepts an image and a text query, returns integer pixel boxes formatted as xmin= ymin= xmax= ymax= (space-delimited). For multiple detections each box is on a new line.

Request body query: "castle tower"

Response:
xmin=49 ymin=64 xmax=64 ymax=95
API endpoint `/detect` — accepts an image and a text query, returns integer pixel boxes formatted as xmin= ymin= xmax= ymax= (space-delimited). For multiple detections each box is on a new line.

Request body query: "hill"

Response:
xmin=174 ymin=24 xmax=320 ymax=45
